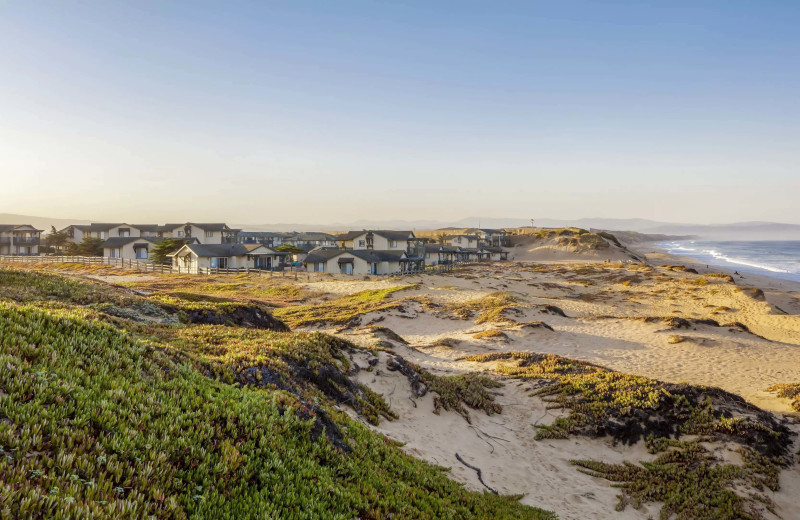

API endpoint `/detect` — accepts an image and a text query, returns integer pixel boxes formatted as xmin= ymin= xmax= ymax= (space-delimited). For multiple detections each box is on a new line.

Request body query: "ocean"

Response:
xmin=658 ymin=240 xmax=800 ymax=283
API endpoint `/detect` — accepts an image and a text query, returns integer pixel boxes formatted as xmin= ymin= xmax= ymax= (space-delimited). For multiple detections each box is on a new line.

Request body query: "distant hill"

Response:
xmin=0 ymin=213 xmax=91 ymax=232
xmin=6 ymin=213 xmax=800 ymax=240
xmin=641 ymin=222 xmax=800 ymax=240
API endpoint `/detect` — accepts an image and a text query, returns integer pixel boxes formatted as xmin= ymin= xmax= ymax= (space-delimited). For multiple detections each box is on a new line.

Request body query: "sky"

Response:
xmin=1 ymin=1 xmax=799 ymax=225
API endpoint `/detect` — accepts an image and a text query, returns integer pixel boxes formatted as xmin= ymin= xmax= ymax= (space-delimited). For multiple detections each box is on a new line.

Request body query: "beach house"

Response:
xmin=162 ymin=223 xmax=240 ymax=244
xmin=61 ymin=223 xmax=141 ymax=243
xmin=168 ymin=243 xmax=285 ymax=273
xmin=304 ymin=247 xmax=415 ymax=275
xmin=0 ymin=224 xmax=42 ymax=256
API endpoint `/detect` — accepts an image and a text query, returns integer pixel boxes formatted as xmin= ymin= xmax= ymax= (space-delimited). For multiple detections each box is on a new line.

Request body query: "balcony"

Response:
xmin=14 ymin=237 xmax=41 ymax=245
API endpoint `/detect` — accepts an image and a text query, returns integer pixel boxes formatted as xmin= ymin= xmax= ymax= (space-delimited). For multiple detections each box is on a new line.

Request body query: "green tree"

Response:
xmin=275 ymin=244 xmax=305 ymax=254
xmin=67 ymin=237 xmax=104 ymax=256
xmin=151 ymin=238 xmax=188 ymax=264
xmin=45 ymin=226 xmax=70 ymax=254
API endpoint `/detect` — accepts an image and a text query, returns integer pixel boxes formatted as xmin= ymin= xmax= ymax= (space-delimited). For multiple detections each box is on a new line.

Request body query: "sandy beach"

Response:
xmin=287 ymin=241 xmax=800 ymax=519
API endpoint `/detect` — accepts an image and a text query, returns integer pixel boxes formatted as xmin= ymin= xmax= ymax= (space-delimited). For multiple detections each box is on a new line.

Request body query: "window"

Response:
xmin=314 ymin=263 xmax=325 ymax=272
xmin=135 ymin=248 xmax=148 ymax=260
xmin=456 ymin=237 xmax=462 ymax=244
xmin=178 ymin=231 xmax=184 ymax=237
xmin=390 ymin=240 xmax=397 ymax=248
xmin=358 ymin=240 xmax=366 ymax=247
xmin=205 ymin=230 xmax=214 ymax=238
xmin=109 ymin=248 xmax=120 ymax=258
xmin=99 ymin=232 xmax=106 ymax=239
xmin=210 ymin=257 xmax=228 ymax=268
xmin=119 ymin=228 xmax=130 ymax=237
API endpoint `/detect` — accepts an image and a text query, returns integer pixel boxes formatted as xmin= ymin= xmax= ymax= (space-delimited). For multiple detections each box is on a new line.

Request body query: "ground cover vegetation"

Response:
xmin=272 ymin=285 xmax=418 ymax=328
xmin=0 ymin=268 xmax=555 ymax=519
xmin=766 ymin=383 xmax=800 ymax=413
xmin=465 ymin=352 xmax=795 ymax=520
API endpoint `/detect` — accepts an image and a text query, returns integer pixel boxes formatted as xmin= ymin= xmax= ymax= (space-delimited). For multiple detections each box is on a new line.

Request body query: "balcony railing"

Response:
xmin=14 ymin=237 xmax=41 ymax=245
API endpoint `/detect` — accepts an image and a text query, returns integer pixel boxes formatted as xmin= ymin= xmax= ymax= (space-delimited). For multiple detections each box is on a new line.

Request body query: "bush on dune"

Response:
xmin=464 ymin=351 xmax=794 ymax=520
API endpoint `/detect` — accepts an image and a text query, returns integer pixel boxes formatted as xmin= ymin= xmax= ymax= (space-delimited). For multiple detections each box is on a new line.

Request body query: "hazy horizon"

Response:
xmin=2 ymin=1 xmax=798 ymax=224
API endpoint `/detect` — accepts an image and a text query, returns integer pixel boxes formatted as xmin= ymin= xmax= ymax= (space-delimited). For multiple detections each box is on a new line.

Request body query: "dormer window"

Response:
xmin=205 ymin=231 xmax=214 ymax=238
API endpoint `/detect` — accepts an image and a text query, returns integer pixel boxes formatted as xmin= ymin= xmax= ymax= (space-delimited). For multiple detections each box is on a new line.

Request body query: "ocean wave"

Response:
xmin=660 ymin=240 xmax=800 ymax=281
xmin=702 ymin=251 xmax=790 ymax=273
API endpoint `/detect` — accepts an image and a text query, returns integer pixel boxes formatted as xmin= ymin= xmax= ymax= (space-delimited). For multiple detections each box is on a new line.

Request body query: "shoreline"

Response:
xmin=633 ymin=243 xmax=800 ymax=316
xmin=649 ymin=239 xmax=800 ymax=283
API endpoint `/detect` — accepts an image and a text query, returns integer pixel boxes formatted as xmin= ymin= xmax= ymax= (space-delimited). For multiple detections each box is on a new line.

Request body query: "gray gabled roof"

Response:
xmin=66 ymin=223 xmax=127 ymax=232
xmin=164 ymin=223 xmax=234 ymax=232
xmin=0 ymin=224 xmax=43 ymax=233
xmin=173 ymin=243 xmax=281 ymax=258
xmin=304 ymin=248 xmax=350 ymax=263
xmin=133 ymin=224 xmax=174 ymax=233
xmin=353 ymin=249 xmax=407 ymax=262
xmin=100 ymin=236 xmax=163 ymax=249
xmin=305 ymin=248 xmax=407 ymax=264
xmin=425 ymin=244 xmax=460 ymax=253
xmin=336 ymin=230 xmax=415 ymax=242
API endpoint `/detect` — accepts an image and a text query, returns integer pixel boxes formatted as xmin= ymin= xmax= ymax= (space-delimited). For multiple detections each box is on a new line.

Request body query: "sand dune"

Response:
xmin=295 ymin=252 xmax=800 ymax=519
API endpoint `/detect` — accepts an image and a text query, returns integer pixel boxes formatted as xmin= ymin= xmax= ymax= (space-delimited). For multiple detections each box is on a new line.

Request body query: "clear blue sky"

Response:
xmin=1 ymin=1 xmax=798 ymax=224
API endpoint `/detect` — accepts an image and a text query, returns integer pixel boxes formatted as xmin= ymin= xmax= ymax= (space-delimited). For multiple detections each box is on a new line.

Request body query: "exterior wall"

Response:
xmin=316 ymin=255 xmax=404 ymax=275
xmin=104 ymin=241 xmax=154 ymax=261
xmin=171 ymin=251 xmax=282 ymax=273
xmin=64 ymin=227 xmax=85 ymax=243
xmin=81 ymin=225 xmax=140 ymax=240
xmin=172 ymin=252 xmax=199 ymax=273
xmin=168 ymin=225 xmax=228 ymax=244
xmin=447 ymin=236 xmax=478 ymax=248
xmin=349 ymin=233 xmax=409 ymax=250
xmin=320 ymin=255 xmax=370 ymax=275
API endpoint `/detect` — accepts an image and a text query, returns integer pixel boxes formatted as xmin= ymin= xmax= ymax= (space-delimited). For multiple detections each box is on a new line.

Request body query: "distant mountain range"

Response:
xmin=236 ymin=218 xmax=800 ymax=240
xmin=0 ymin=213 xmax=91 ymax=231
xmin=4 ymin=213 xmax=800 ymax=240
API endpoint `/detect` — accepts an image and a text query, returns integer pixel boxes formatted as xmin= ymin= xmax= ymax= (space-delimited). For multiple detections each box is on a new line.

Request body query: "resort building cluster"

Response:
xmin=0 ymin=222 xmax=510 ymax=275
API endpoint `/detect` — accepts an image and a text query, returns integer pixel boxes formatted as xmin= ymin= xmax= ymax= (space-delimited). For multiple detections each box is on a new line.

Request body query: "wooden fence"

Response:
xmin=0 ymin=255 xmax=182 ymax=273
xmin=0 ymin=255 xmax=480 ymax=277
